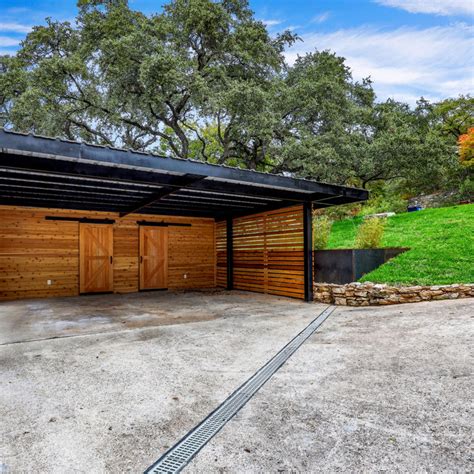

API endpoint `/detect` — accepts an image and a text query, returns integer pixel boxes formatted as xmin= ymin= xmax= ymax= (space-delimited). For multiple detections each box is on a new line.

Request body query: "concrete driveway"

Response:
xmin=0 ymin=290 xmax=472 ymax=473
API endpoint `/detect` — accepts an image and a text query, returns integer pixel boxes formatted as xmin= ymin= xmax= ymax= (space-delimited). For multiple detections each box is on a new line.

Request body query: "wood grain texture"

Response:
xmin=0 ymin=204 xmax=303 ymax=301
xmin=139 ymin=227 xmax=168 ymax=290
xmin=0 ymin=205 xmax=215 ymax=301
xmin=215 ymin=220 xmax=227 ymax=288
xmin=79 ymin=224 xmax=114 ymax=293
xmin=216 ymin=205 xmax=305 ymax=299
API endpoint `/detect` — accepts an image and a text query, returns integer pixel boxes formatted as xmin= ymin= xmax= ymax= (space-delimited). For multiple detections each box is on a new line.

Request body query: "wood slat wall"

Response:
xmin=0 ymin=205 xmax=215 ymax=301
xmin=215 ymin=220 xmax=227 ymax=288
xmin=216 ymin=205 xmax=305 ymax=299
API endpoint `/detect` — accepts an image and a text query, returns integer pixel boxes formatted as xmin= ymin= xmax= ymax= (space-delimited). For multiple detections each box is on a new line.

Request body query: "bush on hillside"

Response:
xmin=313 ymin=216 xmax=333 ymax=250
xmin=355 ymin=217 xmax=386 ymax=249
xmin=459 ymin=176 xmax=474 ymax=201
xmin=358 ymin=193 xmax=407 ymax=216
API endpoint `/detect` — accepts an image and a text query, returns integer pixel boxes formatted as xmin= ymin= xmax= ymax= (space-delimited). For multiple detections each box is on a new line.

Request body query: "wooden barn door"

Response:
xmin=79 ymin=224 xmax=114 ymax=293
xmin=139 ymin=226 xmax=168 ymax=290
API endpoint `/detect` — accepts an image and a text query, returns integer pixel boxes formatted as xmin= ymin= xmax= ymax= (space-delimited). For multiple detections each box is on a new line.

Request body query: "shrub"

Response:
xmin=315 ymin=202 xmax=362 ymax=221
xmin=358 ymin=193 xmax=407 ymax=216
xmin=355 ymin=217 xmax=386 ymax=249
xmin=459 ymin=176 xmax=474 ymax=201
xmin=313 ymin=215 xmax=333 ymax=250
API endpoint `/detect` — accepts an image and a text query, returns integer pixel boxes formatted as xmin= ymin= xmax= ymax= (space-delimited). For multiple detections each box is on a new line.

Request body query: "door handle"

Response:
xmin=140 ymin=255 xmax=143 ymax=264
xmin=110 ymin=256 xmax=113 ymax=264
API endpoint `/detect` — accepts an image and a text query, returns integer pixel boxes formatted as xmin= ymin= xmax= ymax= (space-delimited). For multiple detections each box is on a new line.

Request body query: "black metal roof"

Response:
xmin=0 ymin=129 xmax=368 ymax=218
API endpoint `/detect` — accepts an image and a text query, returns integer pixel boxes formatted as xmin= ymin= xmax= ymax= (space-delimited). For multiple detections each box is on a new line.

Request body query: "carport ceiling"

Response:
xmin=0 ymin=130 xmax=368 ymax=218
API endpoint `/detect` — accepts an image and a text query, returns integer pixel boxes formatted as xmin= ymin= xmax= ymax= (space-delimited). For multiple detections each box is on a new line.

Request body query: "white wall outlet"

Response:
xmin=47 ymin=280 xmax=52 ymax=286
xmin=183 ymin=273 xmax=187 ymax=279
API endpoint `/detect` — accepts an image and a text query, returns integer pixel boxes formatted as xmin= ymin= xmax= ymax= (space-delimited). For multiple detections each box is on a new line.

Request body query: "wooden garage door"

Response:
xmin=79 ymin=224 xmax=114 ymax=293
xmin=140 ymin=226 xmax=168 ymax=290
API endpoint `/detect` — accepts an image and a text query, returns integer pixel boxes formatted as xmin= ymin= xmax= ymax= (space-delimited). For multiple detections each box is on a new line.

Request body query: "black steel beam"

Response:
xmin=158 ymin=197 xmax=257 ymax=210
xmin=119 ymin=174 xmax=206 ymax=217
xmin=1 ymin=178 xmax=276 ymax=212
xmin=174 ymin=188 xmax=280 ymax=204
xmin=303 ymin=201 xmax=314 ymax=302
xmin=138 ymin=208 xmax=218 ymax=218
xmin=150 ymin=207 xmax=249 ymax=216
xmin=0 ymin=197 xmax=129 ymax=212
xmin=189 ymin=179 xmax=310 ymax=202
xmin=0 ymin=187 xmax=141 ymax=204
xmin=214 ymin=200 xmax=297 ymax=221
xmin=0 ymin=178 xmax=149 ymax=198
xmin=0 ymin=152 xmax=199 ymax=189
xmin=161 ymin=194 xmax=261 ymax=208
xmin=226 ymin=217 xmax=233 ymax=291
xmin=146 ymin=200 xmax=259 ymax=212
xmin=0 ymin=194 xmax=134 ymax=207
xmin=0 ymin=196 xmax=219 ymax=217
xmin=0 ymin=169 xmax=159 ymax=192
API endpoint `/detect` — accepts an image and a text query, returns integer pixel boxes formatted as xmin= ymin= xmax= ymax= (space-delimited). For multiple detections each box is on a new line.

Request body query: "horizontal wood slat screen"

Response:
xmin=0 ymin=205 xmax=215 ymax=301
xmin=216 ymin=205 xmax=304 ymax=299
xmin=215 ymin=220 xmax=227 ymax=288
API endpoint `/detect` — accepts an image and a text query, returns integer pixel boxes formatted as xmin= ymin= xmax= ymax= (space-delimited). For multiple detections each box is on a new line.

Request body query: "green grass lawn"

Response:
xmin=326 ymin=204 xmax=474 ymax=285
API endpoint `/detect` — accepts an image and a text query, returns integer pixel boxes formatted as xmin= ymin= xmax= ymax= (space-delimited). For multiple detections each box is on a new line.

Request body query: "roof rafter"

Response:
xmin=119 ymin=174 xmax=206 ymax=217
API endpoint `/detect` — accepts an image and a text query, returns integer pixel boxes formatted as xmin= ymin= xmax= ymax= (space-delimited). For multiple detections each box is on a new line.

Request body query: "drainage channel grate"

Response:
xmin=144 ymin=305 xmax=336 ymax=474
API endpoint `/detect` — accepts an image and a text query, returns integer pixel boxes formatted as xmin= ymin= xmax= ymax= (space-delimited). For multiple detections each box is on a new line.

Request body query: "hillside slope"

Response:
xmin=327 ymin=204 xmax=474 ymax=285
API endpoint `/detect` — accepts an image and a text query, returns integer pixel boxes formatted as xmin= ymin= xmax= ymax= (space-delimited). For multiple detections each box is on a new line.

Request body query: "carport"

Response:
xmin=1 ymin=133 xmax=470 ymax=474
xmin=0 ymin=129 xmax=367 ymax=302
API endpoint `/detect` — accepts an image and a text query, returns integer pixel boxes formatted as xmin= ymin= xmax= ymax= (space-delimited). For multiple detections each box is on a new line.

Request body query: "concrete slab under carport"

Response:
xmin=0 ymin=290 xmax=328 ymax=472
xmin=0 ymin=289 xmax=301 ymax=345
xmin=0 ymin=292 xmax=472 ymax=473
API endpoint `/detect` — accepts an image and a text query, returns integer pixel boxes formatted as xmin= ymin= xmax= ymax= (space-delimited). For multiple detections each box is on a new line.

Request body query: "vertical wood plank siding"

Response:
xmin=0 ymin=206 xmax=215 ymax=301
xmin=216 ymin=205 xmax=305 ymax=299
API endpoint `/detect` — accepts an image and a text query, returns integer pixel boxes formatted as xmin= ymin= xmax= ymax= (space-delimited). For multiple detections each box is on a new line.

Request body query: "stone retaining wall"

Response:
xmin=314 ymin=282 xmax=474 ymax=306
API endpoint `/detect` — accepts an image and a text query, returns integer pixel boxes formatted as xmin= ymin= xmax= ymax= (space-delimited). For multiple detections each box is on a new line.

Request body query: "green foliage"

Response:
xmin=327 ymin=205 xmax=474 ymax=285
xmin=358 ymin=195 xmax=407 ymax=216
xmin=432 ymin=95 xmax=474 ymax=139
xmin=357 ymin=182 xmax=408 ymax=216
xmin=0 ymin=0 xmax=296 ymax=164
xmin=316 ymin=181 xmax=407 ymax=222
xmin=354 ymin=217 xmax=386 ymax=249
xmin=315 ymin=202 xmax=362 ymax=222
xmin=313 ymin=215 xmax=333 ymax=250
xmin=459 ymin=176 xmax=474 ymax=201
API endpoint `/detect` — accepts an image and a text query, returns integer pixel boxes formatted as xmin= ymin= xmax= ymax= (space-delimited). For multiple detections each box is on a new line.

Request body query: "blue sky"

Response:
xmin=1 ymin=0 xmax=473 ymax=104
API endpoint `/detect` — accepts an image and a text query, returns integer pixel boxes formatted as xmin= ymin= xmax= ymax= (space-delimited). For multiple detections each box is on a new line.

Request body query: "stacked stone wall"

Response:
xmin=314 ymin=282 xmax=474 ymax=306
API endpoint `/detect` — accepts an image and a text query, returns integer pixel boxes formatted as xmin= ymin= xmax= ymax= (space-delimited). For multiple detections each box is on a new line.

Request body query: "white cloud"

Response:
xmin=286 ymin=24 xmax=474 ymax=104
xmin=0 ymin=21 xmax=32 ymax=34
xmin=374 ymin=0 xmax=474 ymax=16
xmin=261 ymin=19 xmax=282 ymax=27
xmin=311 ymin=12 xmax=330 ymax=24
xmin=286 ymin=25 xmax=303 ymax=32
xmin=5 ymin=8 xmax=31 ymax=14
xmin=0 ymin=36 xmax=22 ymax=47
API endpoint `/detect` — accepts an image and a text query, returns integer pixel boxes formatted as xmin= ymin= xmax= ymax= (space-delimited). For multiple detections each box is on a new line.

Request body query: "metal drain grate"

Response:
xmin=144 ymin=305 xmax=336 ymax=474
